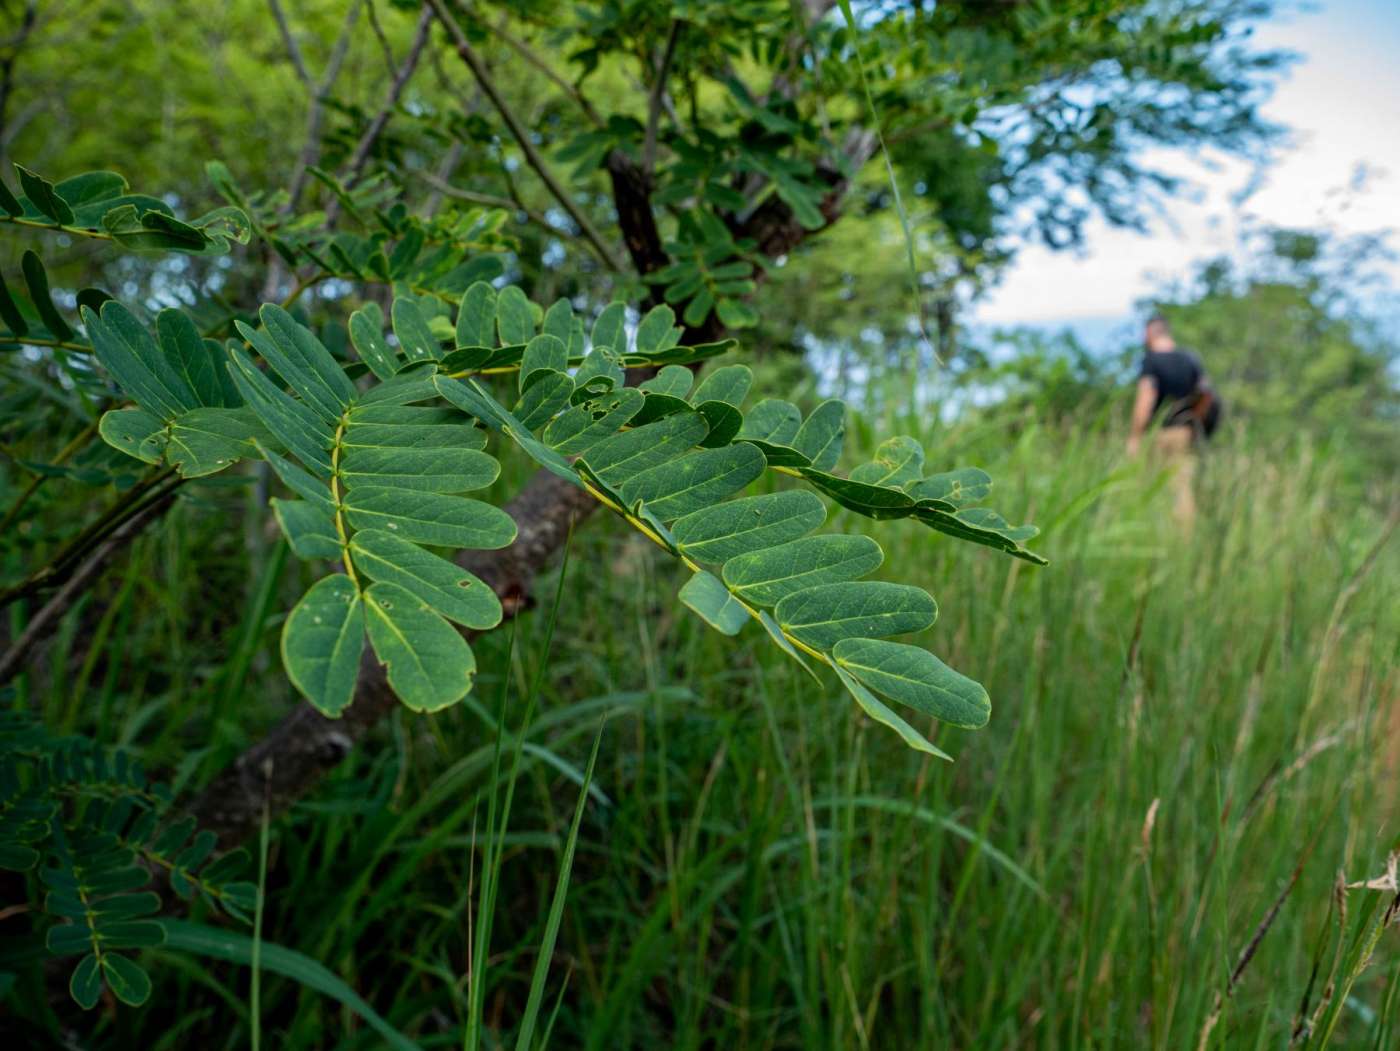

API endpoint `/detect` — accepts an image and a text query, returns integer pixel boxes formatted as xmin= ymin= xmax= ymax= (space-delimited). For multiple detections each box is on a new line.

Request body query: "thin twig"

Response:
xmin=644 ymin=20 xmax=683 ymax=176
xmin=490 ymin=18 xmax=604 ymax=127
xmin=0 ymin=411 xmax=104 ymax=537
xmin=343 ymin=3 xmax=434 ymax=188
xmin=421 ymin=140 xmax=463 ymax=217
xmin=266 ymin=0 xmax=312 ymax=87
xmin=413 ymin=169 xmax=611 ymax=263
xmin=427 ymin=0 xmax=624 ymax=272
xmin=0 ymin=467 xmax=180 ymax=613
xmin=283 ymin=0 xmax=363 ymax=212
xmin=0 ymin=491 xmax=175 ymax=689
xmin=363 ymin=0 xmax=399 ymax=78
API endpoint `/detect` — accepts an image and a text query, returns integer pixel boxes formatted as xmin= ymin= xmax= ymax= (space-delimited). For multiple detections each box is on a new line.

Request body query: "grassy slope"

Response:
xmin=16 ymin=403 xmax=1398 ymax=1050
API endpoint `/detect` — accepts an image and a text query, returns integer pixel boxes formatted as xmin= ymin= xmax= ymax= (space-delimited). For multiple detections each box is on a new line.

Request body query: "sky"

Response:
xmin=968 ymin=0 xmax=1400 ymax=343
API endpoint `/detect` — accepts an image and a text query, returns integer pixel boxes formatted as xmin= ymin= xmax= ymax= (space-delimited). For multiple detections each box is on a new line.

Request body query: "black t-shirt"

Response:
xmin=1139 ymin=349 xmax=1203 ymax=417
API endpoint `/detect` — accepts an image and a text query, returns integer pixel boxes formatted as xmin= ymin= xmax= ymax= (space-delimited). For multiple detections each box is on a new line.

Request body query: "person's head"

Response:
xmin=1144 ymin=312 xmax=1175 ymax=352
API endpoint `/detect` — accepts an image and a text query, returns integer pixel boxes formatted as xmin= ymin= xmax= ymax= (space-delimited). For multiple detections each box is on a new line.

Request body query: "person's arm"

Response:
xmin=1127 ymin=376 xmax=1156 ymax=456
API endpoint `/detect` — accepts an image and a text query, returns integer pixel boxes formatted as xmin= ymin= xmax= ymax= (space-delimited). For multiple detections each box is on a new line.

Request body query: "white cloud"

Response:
xmin=970 ymin=0 xmax=1400 ymax=330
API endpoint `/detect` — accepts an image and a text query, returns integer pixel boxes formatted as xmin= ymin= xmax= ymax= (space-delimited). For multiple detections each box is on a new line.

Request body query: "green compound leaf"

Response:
xmin=678 ymin=570 xmax=749 ymax=636
xmin=580 ymin=410 xmax=709 ymax=488
xmin=775 ymin=581 xmax=937 ymax=651
xmin=543 ymin=388 xmax=644 ymax=455
xmin=343 ymin=419 xmax=483 ymax=451
xmin=166 ymin=408 xmax=266 ymax=477
xmin=342 ymin=487 xmax=517 ymax=549
xmin=791 ymin=399 xmax=846 ymax=472
xmin=84 ymin=301 xmax=198 ymax=420
xmin=634 ymin=304 xmax=678 ymax=354
xmin=672 ymin=490 xmax=826 ymax=564
xmin=850 ymin=436 xmax=924 ymax=487
xmin=832 ymin=637 xmax=990 ymax=729
xmin=241 ymin=304 xmax=356 ymax=423
xmin=620 ymin=442 xmax=766 ymax=520
xmin=628 ymin=390 xmax=692 ymax=427
xmin=690 ymin=363 xmax=752 ymax=407
xmin=259 ymin=443 xmax=335 ymax=511
xmin=639 ymin=364 xmax=693 ymax=398
xmin=456 ymin=282 xmax=497 ymax=348
xmin=364 ymin=581 xmax=476 ymax=712
xmin=100 ymin=407 xmax=166 ymax=465
xmin=282 ymin=574 xmax=365 ymax=717
xmin=350 ymin=529 xmax=502 ymax=630
xmin=349 ymin=308 xmax=400 ymax=380
xmin=69 ymin=953 xmax=103 ymax=1010
xmin=272 ymin=498 xmax=341 ymax=559
xmin=156 ymin=309 xmax=231 ymax=408
xmin=722 ymin=534 xmax=883 ymax=606
xmin=54 ymin=170 xmax=126 ymax=210
xmin=520 ymin=334 xmax=569 ymax=391
xmin=338 ymin=446 xmax=499 ymax=493
xmin=101 ymin=952 xmax=154 ymax=1007
xmin=905 ymin=467 xmax=992 ymax=510
xmin=346 ymin=404 xmax=462 ymax=427
xmin=352 ymin=369 xmax=439 ymax=408
xmin=590 ymin=301 xmax=626 ymax=351
xmin=513 ymin=369 xmax=574 ymax=432
xmin=694 ymin=400 xmax=744 ymax=448
xmin=391 ymin=296 xmax=441 ymax=362
xmin=16 ymin=165 xmax=75 ymax=224
xmin=495 ymin=285 xmax=535 ymax=345
xmin=833 ymin=663 xmax=951 ymax=761
xmin=0 ymin=268 xmax=28 ymax=335
xmin=574 ymin=346 xmax=624 ymax=390
xmin=228 ymin=347 xmax=333 ymax=476
xmin=798 ymin=467 xmax=917 ymax=519
xmin=738 ymin=399 xmax=801 ymax=444
xmin=916 ymin=506 xmax=1048 ymax=565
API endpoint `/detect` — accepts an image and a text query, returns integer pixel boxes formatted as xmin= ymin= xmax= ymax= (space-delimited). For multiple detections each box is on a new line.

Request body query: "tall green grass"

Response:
xmin=8 ymin=401 xmax=1397 ymax=1049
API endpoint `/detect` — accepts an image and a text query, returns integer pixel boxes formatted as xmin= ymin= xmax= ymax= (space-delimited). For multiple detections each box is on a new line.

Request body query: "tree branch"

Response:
xmin=428 ymin=0 xmax=625 ymax=272
xmin=341 ymin=2 xmax=434 ymax=190
xmin=282 ymin=0 xmax=363 ymax=212
xmin=491 ymin=17 xmax=604 ymax=127
xmin=266 ymin=0 xmax=312 ymax=88
xmin=606 ymin=151 xmax=667 ymax=278
xmin=643 ymin=20 xmax=683 ymax=176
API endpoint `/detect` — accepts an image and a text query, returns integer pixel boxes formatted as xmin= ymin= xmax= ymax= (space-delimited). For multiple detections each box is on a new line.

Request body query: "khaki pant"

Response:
xmin=1153 ymin=427 xmax=1197 ymax=532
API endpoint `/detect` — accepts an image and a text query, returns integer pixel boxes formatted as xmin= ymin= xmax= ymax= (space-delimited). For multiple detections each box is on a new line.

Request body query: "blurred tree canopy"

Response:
xmin=1 ymin=0 xmax=1289 ymax=348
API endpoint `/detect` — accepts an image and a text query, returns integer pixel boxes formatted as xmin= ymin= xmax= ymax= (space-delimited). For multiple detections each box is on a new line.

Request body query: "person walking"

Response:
xmin=1126 ymin=313 xmax=1221 ymax=530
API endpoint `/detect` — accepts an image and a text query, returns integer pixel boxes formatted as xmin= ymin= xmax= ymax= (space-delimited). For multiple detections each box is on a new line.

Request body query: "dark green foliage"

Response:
xmin=44 ymin=266 xmax=1039 ymax=740
xmin=0 ymin=712 xmax=254 ymax=1008
xmin=1 ymin=163 xmax=250 ymax=254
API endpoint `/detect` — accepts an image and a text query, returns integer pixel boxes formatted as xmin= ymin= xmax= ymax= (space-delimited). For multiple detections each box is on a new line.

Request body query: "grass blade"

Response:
xmin=515 ymin=719 xmax=604 ymax=1051
xmin=159 ymin=919 xmax=422 ymax=1051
